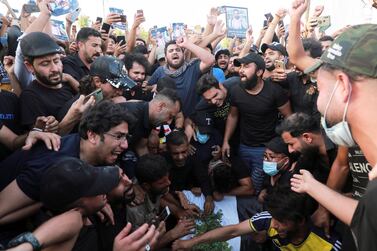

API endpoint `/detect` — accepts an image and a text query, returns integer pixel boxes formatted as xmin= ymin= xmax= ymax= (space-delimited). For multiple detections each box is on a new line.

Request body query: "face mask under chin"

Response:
xmin=321 ymin=80 xmax=356 ymax=147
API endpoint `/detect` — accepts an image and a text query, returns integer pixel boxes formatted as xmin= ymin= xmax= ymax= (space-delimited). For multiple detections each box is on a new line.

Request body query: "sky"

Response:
xmin=4 ymin=0 xmax=377 ymax=35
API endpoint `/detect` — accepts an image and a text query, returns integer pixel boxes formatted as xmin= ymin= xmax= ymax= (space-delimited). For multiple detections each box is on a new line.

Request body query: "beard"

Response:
xmin=266 ymin=63 xmax=275 ymax=72
xmin=84 ymin=51 xmax=100 ymax=64
xmin=241 ymin=72 xmax=259 ymax=90
xmin=35 ymin=71 xmax=62 ymax=87
xmin=167 ymin=57 xmax=184 ymax=69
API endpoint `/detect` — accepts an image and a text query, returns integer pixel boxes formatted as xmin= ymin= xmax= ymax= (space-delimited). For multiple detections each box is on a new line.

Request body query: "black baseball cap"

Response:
xmin=233 ymin=52 xmax=266 ymax=71
xmin=192 ymin=110 xmax=214 ymax=134
xmin=20 ymin=32 xmax=62 ymax=58
xmin=40 ymin=157 xmax=119 ymax=211
xmin=265 ymin=137 xmax=289 ymax=156
xmin=90 ymin=56 xmax=136 ymax=90
xmin=261 ymin=42 xmax=288 ymax=56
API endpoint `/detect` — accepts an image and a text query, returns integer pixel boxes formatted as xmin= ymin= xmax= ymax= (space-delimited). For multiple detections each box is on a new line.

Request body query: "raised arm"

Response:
xmin=126 ymin=12 xmax=145 ymax=53
xmin=239 ymin=27 xmax=253 ymax=58
xmin=261 ymin=8 xmax=287 ymax=45
xmin=198 ymin=20 xmax=226 ymax=49
xmin=176 ymin=37 xmax=215 ymax=73
xmin=24 ymin=0 xmax=51 ymax=34
xmin=287 ymin=0 xmax=318 ymax=71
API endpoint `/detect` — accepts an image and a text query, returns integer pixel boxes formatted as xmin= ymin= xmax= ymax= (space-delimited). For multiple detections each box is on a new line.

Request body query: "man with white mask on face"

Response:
xmin=287 ymin=0 xmax=377 ymax=250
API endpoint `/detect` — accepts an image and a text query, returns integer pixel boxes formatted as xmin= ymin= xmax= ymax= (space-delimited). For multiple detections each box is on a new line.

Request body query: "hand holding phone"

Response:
xmin=274 ymin=59 xmax=286 ymax=71
xmin=85 ymin=89 xmax=103 ymax=103
xmin=158 ymin=206 xmax=171 ymax=222
xmin=101 ymin=22 xmax=111 ymax=34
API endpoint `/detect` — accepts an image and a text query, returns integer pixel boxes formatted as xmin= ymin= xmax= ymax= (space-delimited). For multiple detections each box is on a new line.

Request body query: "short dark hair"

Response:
xmin=136 ymin=154 xmax=169 ymax=184
xmin=79 ymin=100 xmax=136 ymax=139
xmin=76 ymin=27 xmax=102 ymax=43
xmin=196 ymin=73 xmax=220 ymax=95
xmin=133 ymin=45 xmax=148 ymax=55
xmin=108 ymin=35 xmax=117 ymax=43
xmin=136 ymin=38 xmax=146 ymax=46
xmin=302 ymin=38 xmax=322 ymax=58
xmin=265 ymin=184 xmax=315 ymax=223
xmin=164 ymin=40 xmax=182 ymax=54
xmin=156 ymin=76 xmax=176 ymax=92
xmin=166 ymin=130 xmax=188 ymax=146
xmin=210 ymin=162 xmax=238 ymax=193
xmin=276 ymin=113 xmax=320 ymax=137
xmin=319 ymin=35 xmax=334 ymax=42
xmin=123 ymin=52 xmax=150 ymax=72
xmin=78 ymin=75 xmax=97 ymax=95
xmin=154 ymin=88 xmax=181 ymax=111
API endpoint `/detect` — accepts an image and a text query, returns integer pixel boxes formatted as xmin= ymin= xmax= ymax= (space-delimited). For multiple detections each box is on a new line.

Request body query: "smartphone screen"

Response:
xmin=85 ymin=89 xmax=103 ymax=103
xmin=101 ymin=23 xmax=111 ymax=33
xmin=96 ymin=17 xmax=103 ymax=24
xmin=158 ymin=206 xmax=170 ymax=222
xmin=119 ymin=14 xmax=127 ymax=23
xmin=116 ymin=35 xmax=126 ymax=46
xmin=23 ymin=3 xmax=40 ymax=13
xmin=264 ymin=13 xmax=273 ymax=21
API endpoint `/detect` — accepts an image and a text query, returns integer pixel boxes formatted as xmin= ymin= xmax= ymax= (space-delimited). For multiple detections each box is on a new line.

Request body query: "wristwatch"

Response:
xmin=7 ymin=232 xmax=42 ymax=251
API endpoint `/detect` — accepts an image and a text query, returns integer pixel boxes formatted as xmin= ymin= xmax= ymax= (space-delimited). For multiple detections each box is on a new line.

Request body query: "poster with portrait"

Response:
xmin=224 ymin=6 xmax=249 ymax=38
xmin=151 ymin=27 xmax=170 ymax=48
xmin=172 ymin=23 xmax=185 ymax=40
xmin=51 ymin=19 xmax=69 ymax=41
xmin=49 ymin=0 xmax=79 ymax=16
xmin=109 ymin=7 xmax=127 ymax=30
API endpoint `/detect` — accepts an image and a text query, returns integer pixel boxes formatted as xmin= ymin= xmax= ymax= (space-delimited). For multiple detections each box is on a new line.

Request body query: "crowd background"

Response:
xmin=0 ymin=0 xmax=376 ymax=251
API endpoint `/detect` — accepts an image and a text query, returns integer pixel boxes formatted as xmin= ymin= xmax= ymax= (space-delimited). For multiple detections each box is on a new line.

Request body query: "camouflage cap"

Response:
xmin=304 ymin=24 xmax=377 ymax=77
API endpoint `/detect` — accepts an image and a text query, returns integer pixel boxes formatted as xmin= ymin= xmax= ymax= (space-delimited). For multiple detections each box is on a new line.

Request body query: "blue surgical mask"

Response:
xmin=196 ymin=131 xmax=210 ymax=144
xmin=321 ymin=80 xmax=356 ymax=147
xmin=263 ymin=161 xmax=279 ymax=176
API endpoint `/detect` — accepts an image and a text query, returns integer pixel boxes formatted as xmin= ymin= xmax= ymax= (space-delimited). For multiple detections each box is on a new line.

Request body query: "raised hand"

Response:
xmin=313 ymin=5 xmax=324 ymax=17
xmin=290 ymin=0 xmax=309 ymax=19
xmin=213 ymin=20 xmax=226 ymax=37
xmin=207 ymin=7 xmax=219 ymax=26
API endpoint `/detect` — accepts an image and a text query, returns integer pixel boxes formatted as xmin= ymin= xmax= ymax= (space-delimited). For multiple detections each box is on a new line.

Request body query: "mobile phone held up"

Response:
xmin=116 ymin=35 xmax=126 ymax=46
xmin=23 ymin=3 xmax=40 ymax=14
xmin=101 ymin=22 xmax=111 ymax=34
xmin=85 ymin=89 xmax=103 ymax=103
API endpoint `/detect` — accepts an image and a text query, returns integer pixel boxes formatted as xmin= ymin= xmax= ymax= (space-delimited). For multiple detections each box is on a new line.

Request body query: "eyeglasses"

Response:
xmin=104 ymin=132 xmax=132 ymax=142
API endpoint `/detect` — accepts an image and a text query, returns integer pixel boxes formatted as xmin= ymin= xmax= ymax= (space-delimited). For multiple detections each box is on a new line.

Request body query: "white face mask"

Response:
xmin=321 ymin=80 xmax=356 ymax=147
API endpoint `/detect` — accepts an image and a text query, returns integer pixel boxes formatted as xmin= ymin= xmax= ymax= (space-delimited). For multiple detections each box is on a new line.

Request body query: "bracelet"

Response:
xmin=31 ymin=128 xmax=43 ymax=132
xmin=7 ymin=232 xmax=42 ymax=251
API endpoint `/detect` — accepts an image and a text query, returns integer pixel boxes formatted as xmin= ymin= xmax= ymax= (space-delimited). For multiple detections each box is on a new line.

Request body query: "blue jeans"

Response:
xmin=239 ymin=144 xmax=265 ymax=194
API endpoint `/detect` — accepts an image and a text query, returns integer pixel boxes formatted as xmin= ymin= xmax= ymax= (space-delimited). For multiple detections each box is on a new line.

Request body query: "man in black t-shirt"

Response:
xmin=62 ymin=28 xmax=102 ymax=81
xmin=190 ymin=74 xmax=240 ymax=155
xmin=277 ymin=113 xmax=336 ymax=184
xmin=123 ymin=53 xmax=153 ymax=101
xmin=19 ymin=32 xmax=80 ymax=134
xmin=120 ymin=88 xmax=181 ymax=156
xmin=164 ymin=131 xmax=214 ymax=216
xmin=222 ymin=53 xmax=291 ymax=194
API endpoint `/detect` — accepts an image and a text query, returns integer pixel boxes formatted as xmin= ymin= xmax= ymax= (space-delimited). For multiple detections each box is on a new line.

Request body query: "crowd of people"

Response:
xmin=0 ymin=0 xmax=376 ymax=250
